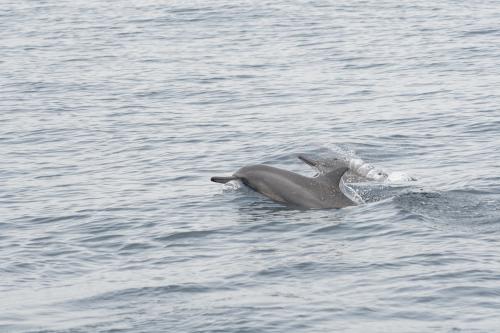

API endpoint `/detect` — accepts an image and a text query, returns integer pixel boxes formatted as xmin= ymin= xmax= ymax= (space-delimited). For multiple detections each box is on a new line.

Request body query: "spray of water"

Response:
xmin=324 ymin=145 xmax=416 ymax=183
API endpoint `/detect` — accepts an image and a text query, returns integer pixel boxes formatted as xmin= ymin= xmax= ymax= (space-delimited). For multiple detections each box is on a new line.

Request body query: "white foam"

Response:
xmin=222 ymin=180 xmax=242 ymax=192
xmin=387 ymin=171 xmax=416 ymax=182
xmin=341 ymin=153 xmax=415 ymax=183
xmin=347 ymin=157 xmax=388 ymax=181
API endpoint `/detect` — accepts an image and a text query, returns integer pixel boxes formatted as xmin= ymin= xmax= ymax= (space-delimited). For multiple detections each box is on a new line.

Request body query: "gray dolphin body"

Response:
xmin=211 ymin=155 xmax=356 ymax=209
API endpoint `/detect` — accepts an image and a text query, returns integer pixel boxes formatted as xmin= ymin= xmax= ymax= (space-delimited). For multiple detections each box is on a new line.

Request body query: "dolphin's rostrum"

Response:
xmin=211 ymin=155 xmax=356 ymax=209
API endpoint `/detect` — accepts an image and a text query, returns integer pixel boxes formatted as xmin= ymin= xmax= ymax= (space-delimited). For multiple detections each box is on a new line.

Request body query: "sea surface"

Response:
xmin=2 ymin=1 xmax=500 ymax=332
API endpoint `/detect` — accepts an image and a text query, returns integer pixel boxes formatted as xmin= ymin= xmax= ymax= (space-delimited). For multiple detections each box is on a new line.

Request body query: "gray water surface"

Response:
xmin=2 ymin=1 xmax=500 ymax=332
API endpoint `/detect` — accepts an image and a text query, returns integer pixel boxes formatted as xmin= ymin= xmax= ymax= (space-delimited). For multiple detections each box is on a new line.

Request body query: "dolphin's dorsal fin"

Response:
xmin=298 ymin=154 xmax=346 ymax=174
xmin=316 ymin=167 xmax=349 ymax=188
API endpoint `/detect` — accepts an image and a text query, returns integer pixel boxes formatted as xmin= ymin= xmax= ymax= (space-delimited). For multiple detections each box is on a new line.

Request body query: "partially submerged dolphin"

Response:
xmin=211 ymin=155 xmax=356 ymax=209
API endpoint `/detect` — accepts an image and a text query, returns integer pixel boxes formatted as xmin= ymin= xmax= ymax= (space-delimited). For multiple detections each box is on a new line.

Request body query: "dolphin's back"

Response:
xmin=234 ymin=164 xmax=354 ymax=209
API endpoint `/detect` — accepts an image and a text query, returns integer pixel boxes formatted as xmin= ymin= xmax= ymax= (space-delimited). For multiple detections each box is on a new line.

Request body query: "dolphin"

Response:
xmin=211 ymin=155 xmax=356 ymax=209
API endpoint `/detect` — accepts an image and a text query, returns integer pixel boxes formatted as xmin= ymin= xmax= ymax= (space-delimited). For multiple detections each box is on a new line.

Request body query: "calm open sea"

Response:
xmin=2 ymin=1 xmax=500 ymax=332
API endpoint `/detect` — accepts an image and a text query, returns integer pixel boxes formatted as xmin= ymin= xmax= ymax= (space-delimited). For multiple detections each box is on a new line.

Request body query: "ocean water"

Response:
xmin=2 ymin=0 xmax=500 ymax=332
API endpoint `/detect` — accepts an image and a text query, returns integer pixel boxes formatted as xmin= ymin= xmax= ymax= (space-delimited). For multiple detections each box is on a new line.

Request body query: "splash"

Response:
xmin=325 ymin=145 xmax=415 ymax=183
xmin=347 ymin=157 xmax=388 ymax=181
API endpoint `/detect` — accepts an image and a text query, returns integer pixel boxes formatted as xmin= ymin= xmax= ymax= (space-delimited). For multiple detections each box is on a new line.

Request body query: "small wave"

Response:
xmin=310 ymin=223 xmax=345 ymax=234
xmin=29 ymin=214 xmax=91 ymax=224
xmin=256 ymin=261 xmax=319 ymax=278
xmin=463 ymin=29 xmax=500 ymax=36
xmin=154 ymin=230 xmax=217 ymax=242
xmin=118 ymin=242 xmax=155 ymax=252
xmin=71 ymin=283 xmax=226 ymax=306
xmin=79 ymin=234 xmax=123 ymax=243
